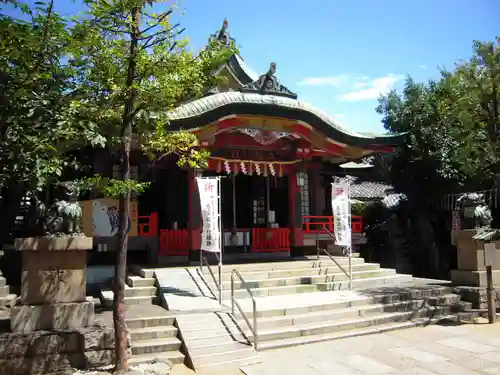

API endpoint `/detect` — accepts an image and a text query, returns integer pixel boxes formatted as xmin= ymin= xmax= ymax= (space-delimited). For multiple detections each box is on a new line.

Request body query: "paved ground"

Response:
xmin=238 ymin=320 xmax=500 ymax=375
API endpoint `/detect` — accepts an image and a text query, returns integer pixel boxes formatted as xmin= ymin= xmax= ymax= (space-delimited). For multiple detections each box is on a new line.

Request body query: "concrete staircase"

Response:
xmin=233 ymin=285 xmax=471 ymax=350
xmin=176 ymin=312 xmax=259 ymax=371
xmin=153 ymin=267 xmax=261 ymax=371
xmin=0 ymin=274 xmax=16 ymax=311
xmin=141 ymin=256 xmax=474 ymax=371
xmin=197 ymin=257 xmax=472 ymax=350
xmin=100 ymin=272 xmax=158 ymax=307
xmin=98 ymin=272 xmax=185 ymax=366
xmin=126 ymin=311 xmax=185 ymax=366
xmin=203 ymin=257 xmax=413 ymax=300
xmin=0 ymin=274 xmax=16 ymax=331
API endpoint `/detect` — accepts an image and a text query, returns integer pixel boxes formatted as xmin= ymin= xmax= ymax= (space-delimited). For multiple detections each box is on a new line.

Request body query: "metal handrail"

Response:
xmin=200 ymin=254 xmax=222 ymax=305
xmin=316 ymin=228 xmax=353 ymax=290
xmin=231 ymin=269 xmax=258 ymax=351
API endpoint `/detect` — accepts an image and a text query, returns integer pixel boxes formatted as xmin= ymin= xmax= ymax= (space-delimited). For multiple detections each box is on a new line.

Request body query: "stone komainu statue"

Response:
xmin=455 ymin=193 xmax=493 ymax=229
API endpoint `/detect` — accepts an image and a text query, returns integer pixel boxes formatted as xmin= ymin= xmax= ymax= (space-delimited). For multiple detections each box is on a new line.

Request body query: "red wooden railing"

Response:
xmin=138 ymin=212 xmax=158 ymax=237
xmin=302 ymin=215 xmax=363 ymax=233
xmin=159 ymin=229 xmax=189 ymax=256
xmin=251 ymin=228 xmax=291 ymax=252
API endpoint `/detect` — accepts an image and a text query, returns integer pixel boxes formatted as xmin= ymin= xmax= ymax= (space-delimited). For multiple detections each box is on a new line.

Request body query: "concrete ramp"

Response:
xmin=154 ymin=267 xmax=224 ymax=314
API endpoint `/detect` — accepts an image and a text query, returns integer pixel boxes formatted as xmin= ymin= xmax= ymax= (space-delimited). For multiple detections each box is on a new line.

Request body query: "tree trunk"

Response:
xmin=113 ymin=6 xmax=140 ymax=373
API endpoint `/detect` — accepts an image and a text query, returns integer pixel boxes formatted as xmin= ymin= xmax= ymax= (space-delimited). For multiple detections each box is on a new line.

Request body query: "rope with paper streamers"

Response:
xmin=269 ymin=164 xmax=275 ymax=176
xmin=254 ymin=163 xmax=261 ymax=176
xmin=208 ymin=157 xmax=299 ymax=175
xmin=240 ymin=161 xmax=247 ymax=174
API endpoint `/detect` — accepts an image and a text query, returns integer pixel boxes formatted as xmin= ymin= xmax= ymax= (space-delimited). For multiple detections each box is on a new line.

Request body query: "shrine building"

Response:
xmin=84 ymin=20 xmax=403 ymax=272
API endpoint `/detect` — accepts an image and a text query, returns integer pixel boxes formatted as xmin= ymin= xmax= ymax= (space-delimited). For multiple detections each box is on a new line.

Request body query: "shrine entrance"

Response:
xmin=202 ymin=170 xmax=290 ymax=253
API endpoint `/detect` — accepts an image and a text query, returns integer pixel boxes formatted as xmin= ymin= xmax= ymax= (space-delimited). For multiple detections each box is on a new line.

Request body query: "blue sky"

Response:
xmin=4 ymin=0 xmax=499 ymax=134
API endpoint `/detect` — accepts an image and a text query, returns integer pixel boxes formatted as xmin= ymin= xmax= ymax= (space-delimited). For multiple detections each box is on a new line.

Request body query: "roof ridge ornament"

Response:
xmin=238 ymin=62 xmax=298 ymax=99
xmin=210 ymin=18 xmax=235 ymax=46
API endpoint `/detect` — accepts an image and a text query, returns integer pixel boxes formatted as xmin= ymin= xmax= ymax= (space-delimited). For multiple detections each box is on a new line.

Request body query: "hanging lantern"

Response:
xmin=224 ymin=160 xmax=231 ymax=174
xmin=269 ymin=163 xmax=276 ymax=176
xmin=240 ymin=161 xmax=247 ymax=175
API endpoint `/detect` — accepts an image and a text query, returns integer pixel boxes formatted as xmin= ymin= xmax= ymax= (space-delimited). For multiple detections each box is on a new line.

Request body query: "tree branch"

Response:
xmin=143 ymin=28 xmax=184 ymax=49
xmin=139 ymin=9 xmax=172 ymax=35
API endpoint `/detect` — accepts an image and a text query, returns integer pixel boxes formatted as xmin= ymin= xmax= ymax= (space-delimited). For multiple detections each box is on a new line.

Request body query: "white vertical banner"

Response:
xmin=331 ymin=181 xmax=352 ymax=248
xmin=197 ymin=177 xmax=221 ymax=252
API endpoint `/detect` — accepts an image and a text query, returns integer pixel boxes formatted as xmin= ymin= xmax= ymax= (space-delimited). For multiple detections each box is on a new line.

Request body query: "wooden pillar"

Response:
xmin=310 ymin=169 xmax=325 ymax=216
xmin=188 ymin=168 xmax=201 ymax=260
xmin=288 ymin=170 xmax=304 ymax=256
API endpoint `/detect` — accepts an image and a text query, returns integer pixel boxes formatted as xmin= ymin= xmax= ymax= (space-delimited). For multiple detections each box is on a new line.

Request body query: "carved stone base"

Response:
xmin=0 ymin=324 xmax=130 ymax=375
xmin=10 ymin=301 xmax=95 ymax=333
xmin=454 ymin=286 xmax=500 ymax=309
xmin=455 ymin=229 xmax=500 ymax=271
xmin=15 ymin=236 xmax=92 ymax=305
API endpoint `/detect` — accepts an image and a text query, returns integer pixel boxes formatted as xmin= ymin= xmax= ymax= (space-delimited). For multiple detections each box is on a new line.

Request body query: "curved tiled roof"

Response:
xmin=167 ymin=91 xmax=402 ymax=148
xmin=228 ymin=54 xmax=259 ymax=83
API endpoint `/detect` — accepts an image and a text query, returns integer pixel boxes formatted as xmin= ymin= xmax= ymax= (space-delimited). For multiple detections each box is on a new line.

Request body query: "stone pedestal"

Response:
xmin=451 ymin=229 xmax=500 ymax=308
xmin=11 ymin=236 xmax=94 ymax=333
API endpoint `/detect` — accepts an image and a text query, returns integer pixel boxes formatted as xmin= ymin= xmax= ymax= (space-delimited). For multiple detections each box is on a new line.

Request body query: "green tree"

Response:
xmin=73 ymin=1 xmax=235 ymax=369
xmin=377 ymin=38 xmax=500 ymax=205
xmin=0 ymin=0 xmax=104 ymax=243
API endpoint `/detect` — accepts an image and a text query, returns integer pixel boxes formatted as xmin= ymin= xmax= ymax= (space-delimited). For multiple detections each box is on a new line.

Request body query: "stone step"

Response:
xmin=127 ymin=275 xmax=156 ymax=287
xmin=232 ymin=286 xmax=456 ymax=320
xmin=100 ymin=289 xmax=158 ymax=306
xmin=129 ymin=265 xmax=155 ymax=279
xmin=236 ymin=300 xmax=430 ymax=330
xmin=252 ymin=315 xmax=458 ymax=351
xmin=426 ymin=293 xmax=461 ymax=306
xmin=176 ymin=312 xmax=238 ymax=332
xmin=126 ymin=315 xmax=175 ymax=329
xmin=0 ymin=285 xmax=9 ymax=297
xmin=225 ymin=283 xmax=319 ymax=299
xmin=201 ymin=257 xmax=366 ymax=274
xmin=0 ymin=294 xmax=16 ymax=307
xmin=185 ymin=331 xmax=248 ymax=347
xmin=181 ymin=322 xmax=245 ymax=340
xmin=317 ymin=274 xmax=413 ymax=291
xmin=128 ymin=325 xmax=178 ymax=341
xmin=127 ymin=350 xmax=185 ymax=366
xmin=192 ymin=346 xmax=258 ymax=369
xmin=189 ymin=341 xmax=252 ymax=358
xmin=226 ymin=269 xmax=396 ymax=290
xmin=243 ymin=307 xmax=451 ymax=343
xmin=123 ymin=286 xmax=157 ymax=298
xmin=205 ymin=263 xmax=382 ymax=282
xmin=131 ymin=337 xmax=182 ymax=355
xmin=218 ymin=274 xmax=413 ymax=300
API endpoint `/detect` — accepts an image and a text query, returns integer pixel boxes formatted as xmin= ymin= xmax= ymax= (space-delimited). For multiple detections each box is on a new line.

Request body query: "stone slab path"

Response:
xmin=240 ymin=321 xmax=500 ymax=375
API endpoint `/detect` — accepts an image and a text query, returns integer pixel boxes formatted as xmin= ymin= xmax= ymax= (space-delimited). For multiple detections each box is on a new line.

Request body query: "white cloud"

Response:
xmin=419 ymin=65 xmax=427 ymax=69
xmin=297 ymin=74 xmax=351 ymax=87
xmin=333 ymin=113 xmax=345 ymax=119
xmin=297 ymin=73 xmax=403 ymax=102
xmin=340 ymin=74 xmax=403 ymax=102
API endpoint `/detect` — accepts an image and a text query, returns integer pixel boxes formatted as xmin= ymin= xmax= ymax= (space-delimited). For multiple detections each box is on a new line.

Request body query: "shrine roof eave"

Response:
xmin=226 ymin=54 xmax=259 ymax=85
xmin=167 ymin=91 xmax=405 ymax=149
